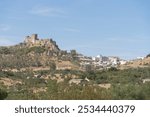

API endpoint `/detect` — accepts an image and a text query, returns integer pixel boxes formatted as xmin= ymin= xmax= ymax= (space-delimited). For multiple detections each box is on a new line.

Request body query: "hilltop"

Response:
xmin=0 ymin=34 xmax=150 ymax=74
xmin=1 ymin=34 xmax=149 ymax=71
xmin=0 ymin=34 xmax=79 ymax=71
xmin=24 ymin=34 xmax=60 ymax=52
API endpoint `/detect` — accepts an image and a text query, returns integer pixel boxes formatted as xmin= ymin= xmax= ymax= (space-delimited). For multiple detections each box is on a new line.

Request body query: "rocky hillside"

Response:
xmin=119 ymin=57 xmax=150 ymax=69
xmin=0 ymin=34 xmax=80 ymax=71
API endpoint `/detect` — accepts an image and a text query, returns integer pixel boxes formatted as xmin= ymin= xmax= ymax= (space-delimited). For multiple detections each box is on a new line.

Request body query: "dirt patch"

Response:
xmin=0 ymin=78 xmax=22 ymax=87
xmin=31 ymin=87 xmax=47 ymax=93
xmin=56 ymin=61 xmax=79 ymax=70
xmin=98 ymin=83 xmax=111 ymax=89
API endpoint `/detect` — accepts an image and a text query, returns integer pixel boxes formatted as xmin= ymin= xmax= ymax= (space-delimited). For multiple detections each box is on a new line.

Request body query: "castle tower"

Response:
xmin=31 ymin=34 xmax=37 ymax=40
xmin=31 ymin=34 xmax=38 ymax=43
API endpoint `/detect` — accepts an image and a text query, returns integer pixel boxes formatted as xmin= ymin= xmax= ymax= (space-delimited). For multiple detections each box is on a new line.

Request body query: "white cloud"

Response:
xmin=30 ymin=6 xmax=66 ymax=17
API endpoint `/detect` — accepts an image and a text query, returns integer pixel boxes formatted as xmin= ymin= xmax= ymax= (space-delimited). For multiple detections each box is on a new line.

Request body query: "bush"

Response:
xmin=108 ymin=67 xmax=118 ymax=71
xmin=49 ymin=62 xmax=56 ymax=72
xmin=0 ymin=89 xmax=8 ymax=100
xmin=0 ymin=47 xmax=12 ymax=54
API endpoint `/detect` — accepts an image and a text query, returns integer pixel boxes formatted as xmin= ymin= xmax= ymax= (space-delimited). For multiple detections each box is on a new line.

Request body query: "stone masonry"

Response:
xmin=24 ymin=34 xmax=60 ymax=52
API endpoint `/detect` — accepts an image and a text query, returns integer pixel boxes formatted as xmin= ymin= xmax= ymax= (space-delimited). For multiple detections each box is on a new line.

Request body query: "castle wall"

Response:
xmin=31 ymin=34 xmax=38 ymax=40
xmin=24 ymin=34 xmax=60 ymax=52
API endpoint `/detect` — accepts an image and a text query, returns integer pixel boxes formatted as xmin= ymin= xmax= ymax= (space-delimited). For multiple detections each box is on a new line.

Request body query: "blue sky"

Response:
xmin=0 ymin=0 xmax=150 ymax=60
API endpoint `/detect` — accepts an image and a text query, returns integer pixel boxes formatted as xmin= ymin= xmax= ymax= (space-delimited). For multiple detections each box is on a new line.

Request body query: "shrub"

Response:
xmin=49 ymin=62 xmax=56 ymax=72
xmin=0 ymin=89 xmax=8 ymax=100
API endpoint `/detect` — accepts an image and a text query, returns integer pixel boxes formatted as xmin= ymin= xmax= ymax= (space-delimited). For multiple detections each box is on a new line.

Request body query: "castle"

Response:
xmin=24 ymin=34 xmax=60 ymax=52
xmin=24 ymin=34 xmax=38 ymax=44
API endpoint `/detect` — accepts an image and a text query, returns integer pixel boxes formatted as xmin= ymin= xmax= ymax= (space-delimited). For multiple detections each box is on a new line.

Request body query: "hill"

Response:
xmin=0 ymin=34 xmax=80 ymax=71
xmin=119 ymin=57 xmax=150 ymax=69
xmin=0 ymin=34 xmax=150 ymax=100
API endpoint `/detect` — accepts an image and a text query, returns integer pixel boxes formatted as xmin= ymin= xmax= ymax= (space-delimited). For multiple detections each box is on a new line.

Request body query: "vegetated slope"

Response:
xmin=0 ymin=41 xmax=79 ymax=71
xmin=1 ymin=66 xmax=150 ymax=100
xmin=0 ymin=35 xmax=150 ymax=100
xmin=119 ymin=57 xmax=150 ymax=69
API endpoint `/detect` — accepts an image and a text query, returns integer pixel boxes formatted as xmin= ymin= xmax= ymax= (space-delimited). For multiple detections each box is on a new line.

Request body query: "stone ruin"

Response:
xmin=24 ymin=34 xmax=60 ymax=52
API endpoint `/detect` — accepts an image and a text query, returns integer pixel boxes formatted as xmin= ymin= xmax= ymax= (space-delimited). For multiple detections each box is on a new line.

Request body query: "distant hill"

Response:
xmin=119 ymin=57 xmax=150 ymax=69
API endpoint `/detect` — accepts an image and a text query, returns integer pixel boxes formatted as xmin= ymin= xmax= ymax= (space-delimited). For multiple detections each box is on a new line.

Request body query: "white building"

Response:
xmin=108 ymin=56 xmax=120 ymax=65
xmin=120 ymin=60 xmax=127 ymax=65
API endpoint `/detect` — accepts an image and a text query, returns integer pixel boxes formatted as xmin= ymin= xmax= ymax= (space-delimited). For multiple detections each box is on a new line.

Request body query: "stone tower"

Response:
xmin=31 ymin=34 xmax=38 ymax=43
xmin=24 ymin=34 xmax=39 ymax=44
